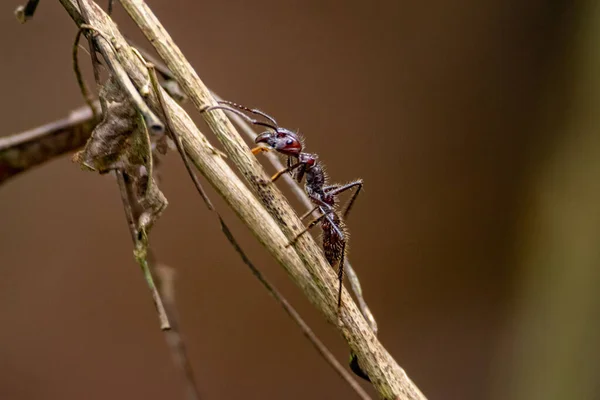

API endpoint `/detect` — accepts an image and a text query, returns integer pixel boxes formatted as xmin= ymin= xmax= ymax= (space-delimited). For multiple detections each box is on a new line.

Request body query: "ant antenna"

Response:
xmin=217 ymin=100 xmax=278 ymax=126
xmin=203 ymin=104 xmax=278 ymax=131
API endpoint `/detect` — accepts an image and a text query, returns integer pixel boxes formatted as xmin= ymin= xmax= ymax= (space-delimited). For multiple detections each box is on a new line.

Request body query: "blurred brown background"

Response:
xmin=1 ymin=0 xmax=599 ymax=399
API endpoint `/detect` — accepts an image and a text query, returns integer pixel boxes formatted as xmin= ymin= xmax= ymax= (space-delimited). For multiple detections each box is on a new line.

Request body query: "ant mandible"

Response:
xmin=203 ymin=101 xmax=363 ymax=312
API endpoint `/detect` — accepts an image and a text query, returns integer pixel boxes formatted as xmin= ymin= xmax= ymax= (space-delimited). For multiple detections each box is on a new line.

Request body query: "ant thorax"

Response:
xmin=303 ymin=158 xmax=335 ymax=208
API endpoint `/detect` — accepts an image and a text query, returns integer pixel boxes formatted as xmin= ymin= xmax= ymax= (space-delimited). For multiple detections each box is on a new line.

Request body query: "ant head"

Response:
xmin=254 ymin=128 xmax=302 ymax=157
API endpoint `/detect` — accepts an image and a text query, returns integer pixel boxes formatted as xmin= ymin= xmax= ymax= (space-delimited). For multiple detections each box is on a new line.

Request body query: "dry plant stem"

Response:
xmin=120 ymin=166 xmax=199 ymax=396
xmin=0 ymin=104 xmax=98 ymax=185
xmin=58 ymin=1 xmax=425 ymax=398
xmin=220 ymin=95 xmax=378 ymax=335
xmin=76 ymin=0 xmax=103 ymax=87
xmin=143 ymin=60 xmax=214 ymax=210
xmin=73 ymin=29 xmax=100 ymax=122
xmin=78 ymin=24 xmax=164 ymax=135
xmin=115 ymin=145 xmax=170 ymax=331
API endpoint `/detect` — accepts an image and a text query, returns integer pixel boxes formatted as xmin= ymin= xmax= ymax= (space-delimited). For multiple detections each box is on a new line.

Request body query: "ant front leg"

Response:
xmin=271 ymin=160 xmax=303 ymax=182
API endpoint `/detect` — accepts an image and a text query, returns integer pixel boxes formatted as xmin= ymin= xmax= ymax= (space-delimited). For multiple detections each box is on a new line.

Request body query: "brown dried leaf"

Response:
xmin=73 ymin=76 xmax=136 ymax=172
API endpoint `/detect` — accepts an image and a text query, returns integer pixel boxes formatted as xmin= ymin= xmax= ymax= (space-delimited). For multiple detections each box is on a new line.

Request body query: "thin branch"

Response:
xmin=154 ymin=263 xmax=202 ymax=400
xmin=0 ymin=104 xmax=98 ymax=185
xmin=116 ymin=169 xmax=170 ymax=328
xmin=76 ymin=0 xmax=103 ymax=87
xmin=141 ymin=57 xmax=214 ymax=211
xmin=73 ymin=29 xmax=100 ymax=122
xmin=57 ymin=1 xmax=425 ymax=398
xmin=78 ymin=23 xmax=164 ymax=134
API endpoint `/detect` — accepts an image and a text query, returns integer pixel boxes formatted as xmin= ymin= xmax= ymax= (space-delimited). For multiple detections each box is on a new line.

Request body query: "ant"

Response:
xmin=204 ymin=101 xmax=363 ymax=312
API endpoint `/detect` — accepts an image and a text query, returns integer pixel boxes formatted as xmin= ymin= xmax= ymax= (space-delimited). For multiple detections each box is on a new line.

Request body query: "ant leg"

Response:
xmin=327 ymin=180 xmax=363 ymax=219
xmin=286 ymin=210 xmax=331 ymax=247
xmin=299 ymin=205 xmax=320 ymax=220
xmin=324 ymin=212 xmax=345 ymax=240
xmin=304 ymin=196 xmax=344 ymax=238
xmin=271 ymin=161 xmax=303 ymax=182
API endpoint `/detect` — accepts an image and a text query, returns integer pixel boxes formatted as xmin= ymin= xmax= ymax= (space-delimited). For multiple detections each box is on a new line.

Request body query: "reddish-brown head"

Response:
xmin=254 ymin=129 xmax=302 ymax=157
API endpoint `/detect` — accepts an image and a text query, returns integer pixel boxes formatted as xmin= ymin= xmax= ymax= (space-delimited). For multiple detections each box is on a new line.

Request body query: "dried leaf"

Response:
xmin=73 ymin=76 xmax=136 ymax=172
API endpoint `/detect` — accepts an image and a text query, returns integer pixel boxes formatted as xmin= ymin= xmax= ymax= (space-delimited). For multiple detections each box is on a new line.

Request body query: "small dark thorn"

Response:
xmin=150 ymin=123 xmax=164 ymax=134
xmin=349 ymin=353 xmax=371 ymax=382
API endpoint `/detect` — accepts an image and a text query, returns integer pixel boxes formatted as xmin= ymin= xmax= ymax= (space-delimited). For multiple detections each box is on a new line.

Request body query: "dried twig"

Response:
xmin=55 ymin=1 xmax=425 ymax=398
xmin=0 ymin=104 xmax=98 ymax=185
xmin=141 ymin=57 xmax=214 ymax=211
xmin=73 ymin=30 xmax=100 ymax=122
xmin=116 ymin=170 xmax=170 ymax=330
xmin=154 ymin=263 xmax=201 ymax=400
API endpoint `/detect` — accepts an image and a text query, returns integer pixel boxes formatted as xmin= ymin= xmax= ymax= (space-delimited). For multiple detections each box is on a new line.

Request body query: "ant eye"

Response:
xmin=286 ymin=139 xmax=293 ymax=145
